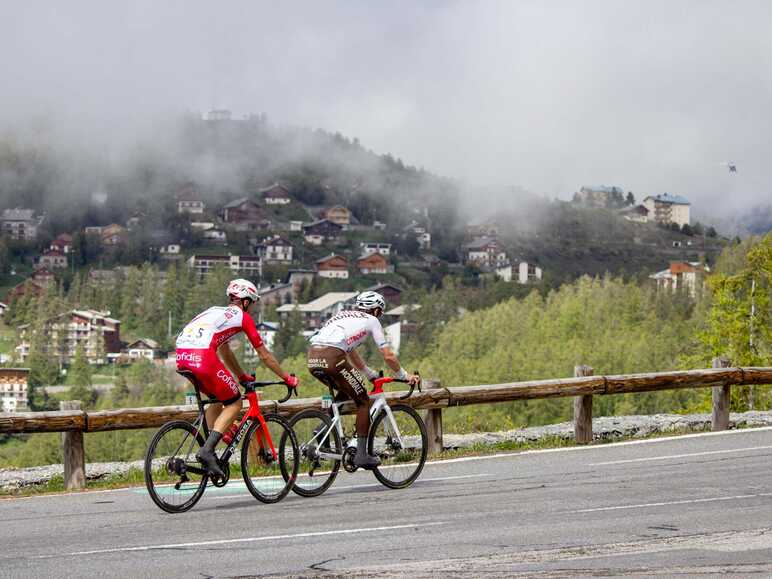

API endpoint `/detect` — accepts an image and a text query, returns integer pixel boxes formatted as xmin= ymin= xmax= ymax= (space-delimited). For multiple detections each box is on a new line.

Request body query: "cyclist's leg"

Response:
xmin=194 ymin=353 xmax=242 ymax=476
xmin=308 ymin=347 xmax=377 ymax=468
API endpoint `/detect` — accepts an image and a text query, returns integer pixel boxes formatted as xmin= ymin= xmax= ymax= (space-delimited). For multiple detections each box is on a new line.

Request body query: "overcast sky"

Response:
xmin=1 ymin=1 xmax=770 ymax=211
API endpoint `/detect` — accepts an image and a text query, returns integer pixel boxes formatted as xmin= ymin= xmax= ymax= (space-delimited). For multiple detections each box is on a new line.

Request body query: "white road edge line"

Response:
xmin=69 ymin=521 xmax=446 ymax=556
xmin=571 ymin=493 xmax=772 ymax=513
xmin=589 ymin=445 xmax=772 ymax=466
xmin=8 ymin=424 xmax=772 ymax=501
xmin=210 ymin=473 xmax=492 ymax=500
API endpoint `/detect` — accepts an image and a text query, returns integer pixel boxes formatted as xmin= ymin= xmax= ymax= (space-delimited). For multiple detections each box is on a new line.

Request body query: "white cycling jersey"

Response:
xmin=309 ymin=310 xmax=389 ymax=353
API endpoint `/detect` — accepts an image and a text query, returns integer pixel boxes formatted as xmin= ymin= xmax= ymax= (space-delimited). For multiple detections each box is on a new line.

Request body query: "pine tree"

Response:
xmin=68 ymin=342 xmax=95 ymax=407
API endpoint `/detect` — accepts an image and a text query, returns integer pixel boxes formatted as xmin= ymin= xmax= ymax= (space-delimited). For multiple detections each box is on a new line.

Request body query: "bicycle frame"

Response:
xmin=311 ymin=390 xmax=404 ymax=461
xmin=183 ymin=382 xmax=279 ymax=476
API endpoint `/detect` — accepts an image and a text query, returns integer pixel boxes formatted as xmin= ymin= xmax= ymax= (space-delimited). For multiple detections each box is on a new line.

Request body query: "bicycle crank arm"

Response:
xmin=184 ymin=465 xmax=207 ymax=476
xmin=317 ymin=451 xmax=343 ymax=461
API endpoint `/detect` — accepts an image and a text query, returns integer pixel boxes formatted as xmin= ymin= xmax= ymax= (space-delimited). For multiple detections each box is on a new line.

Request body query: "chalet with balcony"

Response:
xmin=123 ymin=338 xmax=164 ymax=360
xmin=367 ymin=283 xmax=403 ymax=306
xmin=1 ymin=208 xmax=43 ymax=241
xmin=254 ymin=235 xmax=293 ymax=263
xmin=643 ymin=193 xmax=691 ymax=227
xmin=176 ymin=184 xmax=205 ymax=214
xmin=356 ymin=253 xmax=390 ymax=275
xmin=361 ymin=242 xmax=391 ymax=256
xmin=462 ymin=237 xmax=509 ymax=268
xmin=187 ymin=254 xmax=262 ymax=278
xmin=50 ymin=233 xmax=73 ymax=254
xmin=324 ymin=205 xmax=351 ymax=228
xmin=496 ymin=261 xmax=543 ymax=284
xmin=316 ymin=254 xmax=349 ymax=279
xmin=0 ymin=368 xmax=29 ymax=412
xmin=37 ymin=249 xmax=68 ymax=270
xmin=222 ymin=198 xmax=270 ymax=230
xmin=303 ymin=219 xmax=342 ymax=245
xmin=260 ymin=183 xmax=292 ymax=205
xmin=650 ymin=262 xmax=709 ymax=298
xmin=16 ymin=309 xmax=122 ymax=365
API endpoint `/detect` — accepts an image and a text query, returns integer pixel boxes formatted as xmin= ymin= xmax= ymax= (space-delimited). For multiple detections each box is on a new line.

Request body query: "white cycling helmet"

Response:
xmin=355 ymin=291 xmax=386 ymax=312
xmin=226 ymin=279 xmax=259 ymax=301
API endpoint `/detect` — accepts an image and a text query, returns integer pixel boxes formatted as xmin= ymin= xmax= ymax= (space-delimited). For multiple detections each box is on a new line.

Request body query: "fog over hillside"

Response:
xmin=1 ymin=1 xmax=771 ymax=219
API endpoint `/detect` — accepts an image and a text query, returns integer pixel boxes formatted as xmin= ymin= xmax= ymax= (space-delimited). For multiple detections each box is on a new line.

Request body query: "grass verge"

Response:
xmin=0 ymin=425 xmax=721 ymax=498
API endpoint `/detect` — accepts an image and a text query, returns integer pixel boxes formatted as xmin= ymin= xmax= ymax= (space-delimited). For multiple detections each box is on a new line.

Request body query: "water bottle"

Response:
xmin=184 ymin=391 xmax=196 ymax=406
xmin=321 ymin=393 xmax=332 ymax=409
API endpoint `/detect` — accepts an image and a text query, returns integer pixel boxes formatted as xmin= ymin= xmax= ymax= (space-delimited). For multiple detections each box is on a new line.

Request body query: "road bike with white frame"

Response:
xmin=286 ymin=373 xmax=428 ymax=497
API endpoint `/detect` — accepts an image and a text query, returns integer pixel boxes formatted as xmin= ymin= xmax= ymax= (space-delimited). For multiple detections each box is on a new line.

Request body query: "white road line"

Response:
xmin=7 ymin=425 xmax=772 ymax=501
xmin=210 ymin=473 xmax=491 ymax=500
xmin=418 ymin=426 xmax=772 ymax=467
xmin=589 ymin=445 xmax=772 ymax=466
xmin=69 ymin=521 xmax=446 ymax=556
xmin=571 ymin=493 xmax=772 ymax=513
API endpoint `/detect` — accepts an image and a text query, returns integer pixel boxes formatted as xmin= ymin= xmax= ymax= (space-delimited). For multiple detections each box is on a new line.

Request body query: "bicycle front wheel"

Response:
xmin=369 ymin=404 xmax=428 ymax=489
xmin=289 ymin=409 xmax=342 ymax=497
xmin=144 ymin=420 xmax=207 ymax=513
xmin=241 ymin=414 xmax=299 ymax=503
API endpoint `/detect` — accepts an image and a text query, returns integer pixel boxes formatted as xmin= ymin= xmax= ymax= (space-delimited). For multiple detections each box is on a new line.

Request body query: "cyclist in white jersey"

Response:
xmin=307 ymin=291 xmax=419 ymax=468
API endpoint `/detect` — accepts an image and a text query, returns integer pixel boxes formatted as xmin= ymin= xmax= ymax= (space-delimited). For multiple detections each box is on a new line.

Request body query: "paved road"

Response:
xmin=3 ymin=427 xmax=772 ymax=578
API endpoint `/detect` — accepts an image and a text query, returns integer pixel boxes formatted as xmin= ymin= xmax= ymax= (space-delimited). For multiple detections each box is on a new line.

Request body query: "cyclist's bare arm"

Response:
xmin=218 ymin=342 xmax=247 ymax=379
xmin=255 ymin=344 xmax=290 ymax=381
xmin=379 ymin=346 xmax=420 ymax=385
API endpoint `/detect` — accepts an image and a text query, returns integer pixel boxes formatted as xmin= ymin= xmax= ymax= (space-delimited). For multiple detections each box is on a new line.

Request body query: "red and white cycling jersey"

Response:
xmin=309 ymin=310 xmax=389 ymax=353
xmin=175 ymin=305 xmax=264 ymax=352
xmin=175 ymin=306 xmax=265 ymax=403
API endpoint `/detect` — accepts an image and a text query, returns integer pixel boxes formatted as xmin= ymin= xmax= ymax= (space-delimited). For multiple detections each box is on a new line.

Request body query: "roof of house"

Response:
xmin=367 ymin=282 xmax=404 ymax=293
xmin=384 ymin=304 xmax=420 ymax=317
xmin=316 ymin=254 xmax=347 ymax=265
xmin=462 ymin=236 xmax=502 ymax=250
xmin=222 ymin=197 xmax=259 ymax=209
xmin=276 ymin=292 xmax=358 ymax=313
xmin=258 ymin=282 xmax=292 ymax=296
xmin=357 ymin=252 xmax=388 ymax=262
xmin=128 ymin=338 xmax=160 ymax=349
xmin=54 ymin=233 xmax=73 ymax=242
xmin=41 ymin=249 xmax=65 ymax=257
xmin=260 ymin=183 xmax=291 ymax=197
xmin=1 ymin=208 xmax=36 ymax=221
xmin=645 ymin=193 xmax=691 ymax=205
xmin=303 ymin=219 xmax=342 ymax=231
xmin=71 ymin=309 xmax=121 ymax=324
xmin=262 ymin=236 xmax=292 ymax=246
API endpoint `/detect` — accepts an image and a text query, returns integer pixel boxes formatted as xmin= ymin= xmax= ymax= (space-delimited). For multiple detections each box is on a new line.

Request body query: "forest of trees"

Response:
xmin=1 ymin=233 xmax=770 ymax=469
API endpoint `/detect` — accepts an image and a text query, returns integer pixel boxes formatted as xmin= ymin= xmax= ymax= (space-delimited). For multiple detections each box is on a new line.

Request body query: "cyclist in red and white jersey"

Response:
xmin=176 ymin=279 xmax=298 ymax=476
xmin=307 ymin=291 xmax=419 ymax=469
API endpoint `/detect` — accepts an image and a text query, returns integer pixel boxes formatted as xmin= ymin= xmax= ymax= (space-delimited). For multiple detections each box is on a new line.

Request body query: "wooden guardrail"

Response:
xmin=1 ymin=360 xmax=771 ymax=489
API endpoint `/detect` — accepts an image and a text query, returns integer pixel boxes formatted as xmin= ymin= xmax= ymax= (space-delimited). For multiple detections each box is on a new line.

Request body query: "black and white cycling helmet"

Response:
xmin=226 ymin=279 xmax=259 ymax=301
xmin=355 ymin=291 xmax=386 ymax=312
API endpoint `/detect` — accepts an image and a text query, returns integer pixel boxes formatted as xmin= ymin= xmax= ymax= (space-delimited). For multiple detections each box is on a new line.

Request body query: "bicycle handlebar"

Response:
xmin=241 ymin=374 xmax=298 ymax=404
xmin=370 ymin=371 xmax=421 ymax=400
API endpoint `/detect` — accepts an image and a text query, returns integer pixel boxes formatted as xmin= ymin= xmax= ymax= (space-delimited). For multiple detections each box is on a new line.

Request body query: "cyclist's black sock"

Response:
xmin=200 ymin=430 xmax=223 ymax=455
xmin=355 ymin=436 xmax=378 ymax=464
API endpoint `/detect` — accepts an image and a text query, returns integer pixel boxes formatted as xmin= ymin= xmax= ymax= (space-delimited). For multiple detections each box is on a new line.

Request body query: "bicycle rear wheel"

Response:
xmin=288 ymin=409 xmax=342 ymax=497
xmin=369 ymin=404 xmax=427 ymax=489
xmin=144 ymin=420 xmax=207 ymax=513
xmin=241 ymin=414 xmax=298 ymax=503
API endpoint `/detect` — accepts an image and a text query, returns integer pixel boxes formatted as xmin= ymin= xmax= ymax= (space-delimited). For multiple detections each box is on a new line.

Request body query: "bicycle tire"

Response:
xmin=241 ymin=413 xmax=299 ymax=504
xmin=287 ymin=408 xmax=342 ymax=497
xmin=368 ymin=403 xmax=428 ymax=489
xmin=144 ymin=420 xmax=207 ymax=514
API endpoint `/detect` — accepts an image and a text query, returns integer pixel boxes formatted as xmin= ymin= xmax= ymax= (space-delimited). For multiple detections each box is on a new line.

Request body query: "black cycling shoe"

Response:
xmin=353 ymin=453 xmax=381 ymax=470
xmin=196 ymin=448 xmax=224 ymax=478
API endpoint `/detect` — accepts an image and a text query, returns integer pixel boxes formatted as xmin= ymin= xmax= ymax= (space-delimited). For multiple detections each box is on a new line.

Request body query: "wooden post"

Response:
xmin=424 ymin=380 xmax=443 ymax=454
xmin=712 ymin=357 xmax=731 ymax=431
xmin=60 ymin=401 xmax=86 ymax=490
xmin=573 ymin=365 xmax=594 ymax=444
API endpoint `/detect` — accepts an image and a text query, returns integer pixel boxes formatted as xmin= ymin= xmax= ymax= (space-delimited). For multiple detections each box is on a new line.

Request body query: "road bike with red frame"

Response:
xmin=286 ymin=373 xmax=427 ymax=497
xmin=144 ymin=372 xmax=299 ymax=513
